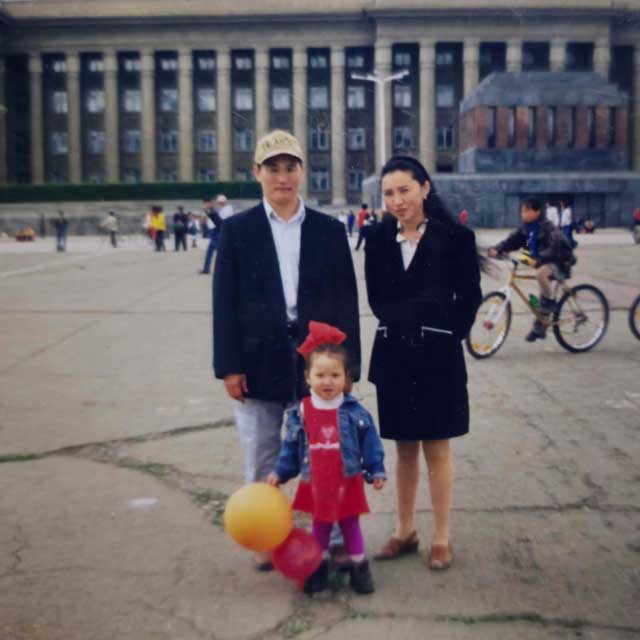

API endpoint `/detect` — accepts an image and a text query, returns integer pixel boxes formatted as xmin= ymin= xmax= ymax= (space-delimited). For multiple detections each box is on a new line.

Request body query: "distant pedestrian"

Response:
xmin=100 ymin=211 xmax=119 ymax=247
xmin=200 ymin=196 xmax=228 ymax=274
xmin=347 ymin=209 xmax=355 ymax=237
xmin=545 ymin=201 xmax=560 ymax=227
xmin=354 ymin=203 xmax=369 ymax=251
xmin=216 ymin=194 xmax=234 ymax=222
xmin=187 ymin=212 xmax=199 ymax=248
xmin=458 ymin=209 xmax=469 ymax=225
xmin=52 ymin=210 xmax=68 ymax=252
xmin=173 ymin=206 xmax=188 ymax=251
xmin=560 ymin=201 xmax=577 ymax=248
xmin=151 ymin=206 xmax=166 ymax=252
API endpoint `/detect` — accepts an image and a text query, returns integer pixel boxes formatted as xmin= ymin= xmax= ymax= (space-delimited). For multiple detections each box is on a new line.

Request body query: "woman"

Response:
xmin=364 ymin=156 xmax=482 ymax=570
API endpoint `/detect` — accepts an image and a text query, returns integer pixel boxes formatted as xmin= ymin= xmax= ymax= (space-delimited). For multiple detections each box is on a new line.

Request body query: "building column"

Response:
xmin=67 ymin=52 xmax=82 ymax=183
xmin=254 ymin=48 xmax=269 ymax=143
xmin=103 ymin=50 xmax=119 ymax=183
xmin=550 ymin=39 xmax=567 ymax=72
xmin=419 ymin=40 xmax=436 ymax=172
xmin=594 ymin=39 xmax=611 ymax=79
xmin=463 ymin=40 xmax=480 ymax=97
xmin=634 ymin=46 xmax=640 ymax=171
xmin=0 ymin=58 xmax=7 ymax=185
xmin=140 ymin=50 xmax=156 ymax=182
xmin=374 ymin=40 xmax=392 ymax=173
xmin=178 ymin=48 xmax=194 ymax=181
xmin=216 ymin=48 xmax=231 ymax=181
xmin=330 ymin=47 xmax=346 ymax=205
xmin=29 ymin=53 xmax=44 ymax=184
xmin=293 ymin=46 xmax=307 ymax=196
xmin=506 ymin=40 xmax=522 ymax=72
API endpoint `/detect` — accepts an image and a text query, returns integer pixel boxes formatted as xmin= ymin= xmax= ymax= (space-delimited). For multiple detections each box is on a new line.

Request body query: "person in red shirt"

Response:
xmin=354 ymin=203 xmax=370 ymax=250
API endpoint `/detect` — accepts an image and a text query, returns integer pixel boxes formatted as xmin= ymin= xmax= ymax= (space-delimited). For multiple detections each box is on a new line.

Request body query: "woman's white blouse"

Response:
xmin=396 ymin=220 xmax=427 ymax=270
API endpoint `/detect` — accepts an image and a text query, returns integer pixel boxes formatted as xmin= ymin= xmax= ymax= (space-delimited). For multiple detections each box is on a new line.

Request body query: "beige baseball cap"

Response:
xmin=254 ymin=129 xmax=304 ymax=165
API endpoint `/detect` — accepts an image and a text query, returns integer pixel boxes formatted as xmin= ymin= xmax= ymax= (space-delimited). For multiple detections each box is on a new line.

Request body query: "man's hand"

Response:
xmin=266 ymin=473 xmax=280 ymax=487
xmin=373 ymin=477 xmax=385 ymax=490
xmin=224 ymin=374 xmax=248 ymax=402
xmin=487 ymin=247 xmax=499 ymax=258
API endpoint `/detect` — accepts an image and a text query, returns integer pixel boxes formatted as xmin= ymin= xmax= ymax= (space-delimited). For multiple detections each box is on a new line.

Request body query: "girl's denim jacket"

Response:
xmin=273 ymin=394 xmax=386 ymax=484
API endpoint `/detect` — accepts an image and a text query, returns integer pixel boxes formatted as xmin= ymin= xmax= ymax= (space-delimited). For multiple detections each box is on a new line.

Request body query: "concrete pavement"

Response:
xmin=0 ymin=230 xmax=639 ymax=639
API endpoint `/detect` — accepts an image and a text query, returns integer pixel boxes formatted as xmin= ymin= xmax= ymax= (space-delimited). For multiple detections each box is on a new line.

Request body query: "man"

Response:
xmin=100 ymin=211 xmax=119 ymax=248
xmin=545 ymin=201 xmax=560 ymax=228
xmin=199 ymin=197 xmax=222 ymax=274
xmin=213 ymin=130 xmax=360 ymax=568
xmin=354 ymin=203 xmax=369 ymax=250
xmin=52 ymin=210 xmax=68 ymax=252
xmin=216 ymin=194 xmax=234 ymax=221
xmin=173 ymin=206 xmax=188 ymax=251
xmin=560 ymin=200 xmax=577 ymax=249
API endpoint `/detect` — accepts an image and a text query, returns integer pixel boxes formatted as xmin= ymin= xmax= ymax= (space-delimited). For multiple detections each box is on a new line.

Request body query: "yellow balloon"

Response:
xmin=224 ymin=483 xmax=293 ymax=552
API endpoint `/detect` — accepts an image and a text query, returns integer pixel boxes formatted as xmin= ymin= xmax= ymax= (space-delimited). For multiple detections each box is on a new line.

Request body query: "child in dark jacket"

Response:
xmin=489 ymin=197 xmax=574 ymax=342
xmin=268 ymin=321 xmax=385 ymax=595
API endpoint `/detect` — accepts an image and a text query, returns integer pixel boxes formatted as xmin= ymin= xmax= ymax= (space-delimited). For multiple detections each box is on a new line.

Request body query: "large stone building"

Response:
xmin=0 ymin=0 xmax=639 ymax=205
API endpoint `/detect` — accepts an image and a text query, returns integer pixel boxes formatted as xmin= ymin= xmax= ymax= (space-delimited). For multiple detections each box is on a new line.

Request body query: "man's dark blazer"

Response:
xmin=213 ymin=202 xmax=360 ymax=402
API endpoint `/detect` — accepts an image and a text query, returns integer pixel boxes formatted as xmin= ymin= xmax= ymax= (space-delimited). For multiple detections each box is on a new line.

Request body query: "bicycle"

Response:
xmin=466 ymin=255 xmax=609 ymax=359
xmin=629 ymin=294 xmax=640 ymax=340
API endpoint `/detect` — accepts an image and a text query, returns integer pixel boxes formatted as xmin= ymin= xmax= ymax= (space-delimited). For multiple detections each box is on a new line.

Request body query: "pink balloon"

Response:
xmin=272 ymin=528 xmax=322 ymax=581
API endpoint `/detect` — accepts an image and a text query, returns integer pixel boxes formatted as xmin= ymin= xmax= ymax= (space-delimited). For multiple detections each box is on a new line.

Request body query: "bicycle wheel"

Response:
xmin=553 ymin=284 xmax=609 ymax=353
xmin=465 ymin=291 xmax=512 ymax=359
xmin=629 ymin=294 xmax=640 ymax=340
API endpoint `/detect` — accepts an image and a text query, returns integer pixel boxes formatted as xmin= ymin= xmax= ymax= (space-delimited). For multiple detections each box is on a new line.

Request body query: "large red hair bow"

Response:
xmin=297 ymin=321 xmax=347 ymax=359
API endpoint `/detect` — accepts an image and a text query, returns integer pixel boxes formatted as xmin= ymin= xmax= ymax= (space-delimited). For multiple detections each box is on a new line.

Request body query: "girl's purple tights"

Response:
xmin=312 ymin=516 xmax=364 ymax=556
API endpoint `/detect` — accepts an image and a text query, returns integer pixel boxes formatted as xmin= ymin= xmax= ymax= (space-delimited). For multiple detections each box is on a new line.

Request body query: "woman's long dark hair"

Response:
xmin=380 ymin=155 xmax=489 ymax=272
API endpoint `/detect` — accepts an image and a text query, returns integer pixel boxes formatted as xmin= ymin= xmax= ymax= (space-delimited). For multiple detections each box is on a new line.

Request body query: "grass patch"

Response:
xmin=0 ymin=453 xmax=41 ymax=464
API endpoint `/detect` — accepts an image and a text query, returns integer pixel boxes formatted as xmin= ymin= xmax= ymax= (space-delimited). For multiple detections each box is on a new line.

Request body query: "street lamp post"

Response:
xmin=350 ymin=68 xmax=409 ymax=168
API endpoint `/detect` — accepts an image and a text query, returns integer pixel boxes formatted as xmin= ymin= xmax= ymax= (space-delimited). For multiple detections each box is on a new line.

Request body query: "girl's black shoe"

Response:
xmin=303 ymin=559 xmax=329 ymax=594
xmin=349 ymin=560 xmax=375 ymax=594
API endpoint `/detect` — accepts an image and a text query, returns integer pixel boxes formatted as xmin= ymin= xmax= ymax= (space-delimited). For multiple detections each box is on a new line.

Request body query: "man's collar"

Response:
xmin=263 ymin=197 xmax=306 ymax=224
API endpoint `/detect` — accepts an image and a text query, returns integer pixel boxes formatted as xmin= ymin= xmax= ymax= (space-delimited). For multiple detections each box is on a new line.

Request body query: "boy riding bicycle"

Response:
xmin=488 ymin=198 xmax=575 ymax=342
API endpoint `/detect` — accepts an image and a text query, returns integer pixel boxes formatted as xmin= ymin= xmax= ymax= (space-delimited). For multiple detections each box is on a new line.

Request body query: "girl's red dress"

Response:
xmin=292 ymin=396 xmax=369 ymax=523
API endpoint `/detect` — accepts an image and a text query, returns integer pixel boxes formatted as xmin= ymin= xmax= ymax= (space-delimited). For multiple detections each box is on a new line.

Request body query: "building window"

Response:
xmin=522 ymin=42 xmax=550 ymax=71
xmin=436 ymin=85 xmax=455 ymax=108
xmin=123 ymin=129 xmax=142 ymax=153
xmin=52 ymin=59 xmax=67 ymax=73
xmin=234 ymin=56 xmax=253 ymax=70
xmin=568 ymin=107 xmax=576 ymax=148
xmin=123 ymin=58 xmax=141 ymax=72
xmin=86 ymin=130 xmax=105 ymax=154
xmin=197 ymin=129 xmax=217 ymax=152
xmin=310 ymin=126 xmax=330 ymax=151
xmin=159 ymin=130 xmax=178 ymax=153
xmin=587 ymin=107 xmax=596 ymax=148
xmin=87 ymin=59 xmax=104 ymax=73
xmin=347 ymin=54 xmax=365 ymax=69
xmin=197 ymin=88 xmax=216 ymax=112
xmin=123 ymin=168 xmax=141 ymax=183
xmin=346 ymin=127 xmax=366 ymax=150
xmin=272 ymin=87 xmax=291 ymax=111
xmin=394 ymin=51 xmax=412 ymax=68
xmin=197 ymin=167 xmax=216 ymax=181
xmin=51 ymin=91 xmax=68 ymax=114
xmin=348 ymin=169 xmax=365 ymax=191
xmin=437 ymin=125 xmax=454 ymax=150
xmin=197 ymin=56 xmax=216 ymax=71
xmin=436 ymin=51 xmax=454 ymax=66
xmin=311 ymin=169 xmax=330 ymax=191
xmin=527 ymin=107 xmax=537 ymax=148
xmin=198 ymin=167 xmax=216 ymax=181
xmin=160 ymin=58 xmax=178 ymax=72
xmin=309 ymin=53 xmax=328 ymax=69
xmin=160 ymin=169 xmax=178 ymax=181
xmin=160 ymin=88 xmax=178 ymax=112
xmin=234 ymin=87 xmax=253 ymax=111
xmin=547 ymin=107 xmax=556 ymax=147
xmin=507 ymin=107 xmax=516 ymax=147
xmin=86 ymin=90 xmax=105 ymax=113
xmin=393 ymin=126 xmax=413 ymax=150
xmin=309 ymin=86 xmax=329 ymax=109
xmin=347 ymin=86 xmax=365 ymax=109
xmin=394 ymin=85 xmax=412 ymax=108
xmin=608 ymin=108 xmax=616 ymax=147
xmin=487 ymin=107 xmax=496 ymax=148
xmin=123 ymin=89 xmax=141 ymax=113
xmin=235 ymin=168 xmax=253 ymax=181
xmin=50 ymin=132 xmax=69 ymax=155
xmin=234 ymin=128 xmax=254 ymax=151
xmin=566 ymin=43 xmax=594 ymax=71
xmin=272 ymin=55 xmax=290 ymax=70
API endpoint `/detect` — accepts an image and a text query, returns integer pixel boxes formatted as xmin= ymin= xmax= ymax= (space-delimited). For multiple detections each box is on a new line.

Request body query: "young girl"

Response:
xmin=268 ymin=321 xmax=385 ymax=595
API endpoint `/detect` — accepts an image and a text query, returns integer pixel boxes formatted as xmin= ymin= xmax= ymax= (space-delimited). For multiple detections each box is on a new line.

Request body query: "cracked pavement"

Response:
xmin=0 ymin=231 xmax=639 ymax=639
